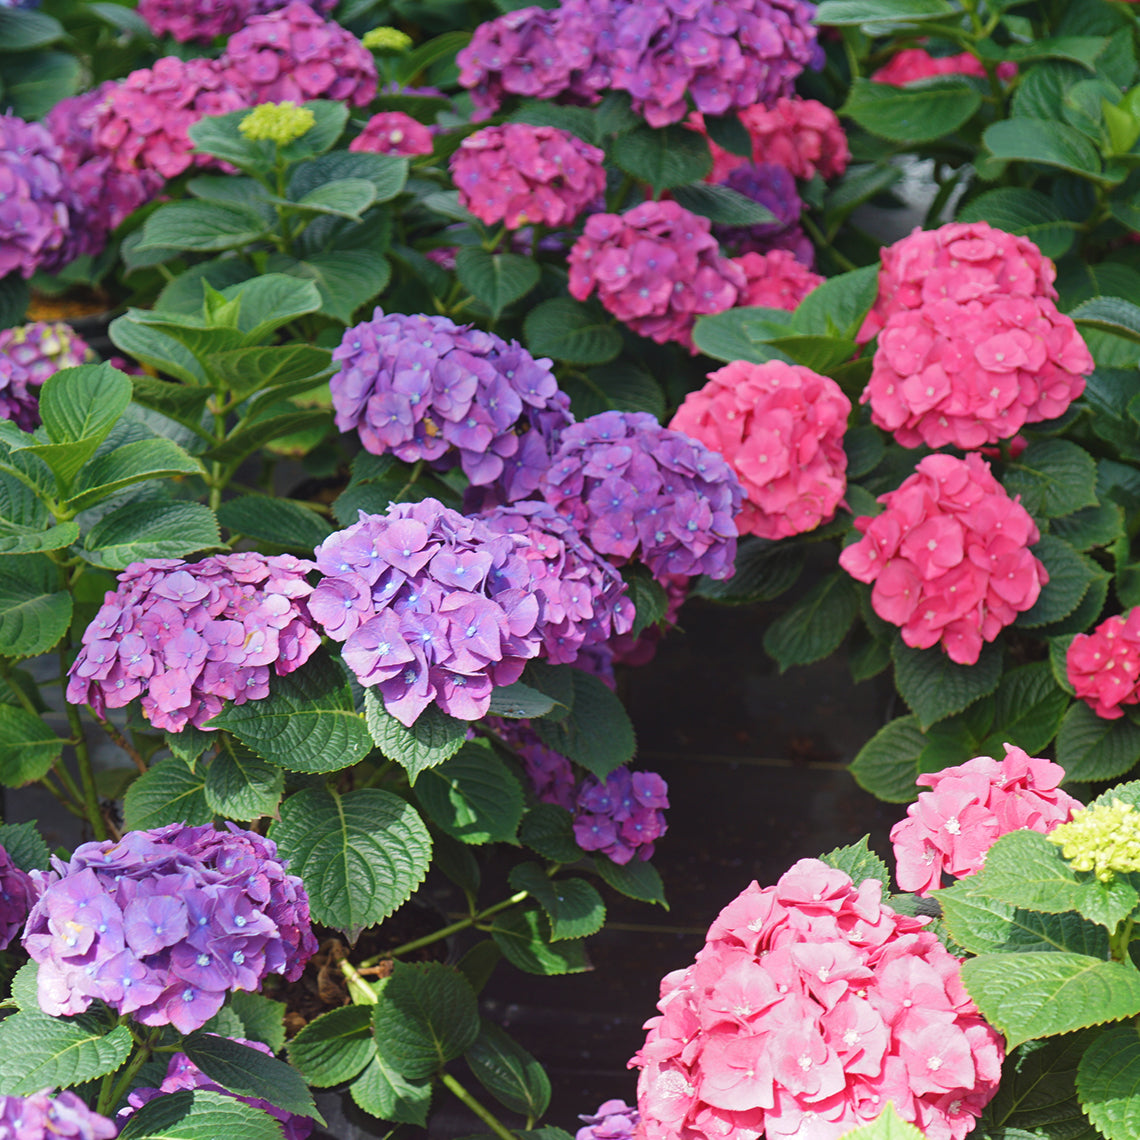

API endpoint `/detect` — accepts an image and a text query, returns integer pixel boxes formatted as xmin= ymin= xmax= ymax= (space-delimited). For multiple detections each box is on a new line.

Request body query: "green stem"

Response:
xmin=97 ymin=1027 xmax=155 ymax=1116
xmin=441 ymin=1072 xmax=517 ymax=1140
xmin=393 ymin=459 xmax=425 ymax=504
xmin=0 ymin=662 xmax=39 ymax=719
xmin=1111 ymin=916 xmax=1135 ymax=964
xmin=62 ymin=644 xmax=107 ymax=841
xmin=341 ymin=958 xmax=381 ymax=1005
xmin=801 ymin=214 xmax=857 ymax=272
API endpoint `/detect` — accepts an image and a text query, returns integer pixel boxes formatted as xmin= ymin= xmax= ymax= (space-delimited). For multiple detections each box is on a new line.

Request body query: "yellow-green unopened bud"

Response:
xmin=1047 ymin=799 xmax=1140 ymax=882
xmin=363 ymin=25 xmax=413 ymax=52
xmin=239 ymin=101 xmax=316 ymax=146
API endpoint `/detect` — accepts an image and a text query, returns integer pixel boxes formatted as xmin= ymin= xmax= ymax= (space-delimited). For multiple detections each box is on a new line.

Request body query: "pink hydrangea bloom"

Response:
xmin=138 ymin=0 xmax=250 ymax=42
xmin=451 ymin=123 xmax=606 ymax=230
xmin=568 ymin=201 xmax=745 ymax=350
xmin=631 ymin=859 xmax=1004 ymax=1140
xmin=891 ymin=744 xmax=1081 ymax=894
xmin=734 ymin=249 xmax=823 ymax=310
xmin=350 ymin=111 xmax=434 ymax=157
xmin=872 ymin=48 xmax=1015 ymax=86
xmin=839 ymin=453 xmax=1047 ymax=665
xmin=1067 ymin=609 xmax=1140 ymax=719
xmin=671 ymin=360 xmax=850 ymax=540
xmin=864 ymin=293 xmax=1092 ymax=450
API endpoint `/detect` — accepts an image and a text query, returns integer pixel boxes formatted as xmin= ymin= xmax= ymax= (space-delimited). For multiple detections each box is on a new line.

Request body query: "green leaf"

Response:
xmin=291 ymin=178 xmax=376 ymax=221
xmin=207 ymin=650 xmax=371 ymax=774
xmin=0 ymin=820 xmax=48 ymax=872
xmin=1052 ymin=501 xmax=1125 ymax=551
xmin=123 ymin=757 xmax=211 ymax=831
xmin=204 ymin=739 xmax=283 ymax=821
xmin=350 ymin=1055 xmax=432 ymax=1125
xmin=0 ymin=8 xmax=63 ymax=49
xmin=533 ymin=668 xmax=635 ymax=779
xmin=491 ymin=907 xmax=591 ymax=975
xmin=415 ymin=743 xmax=525 ymax=844
xmin=0 ymin=554 xmax=72 ymax=659
xmin=671 ymin=183 xmax=777 ymax=226
xmin=287 ymin=1005 xmax=374 ymax=1087
xmin=763 ymin=573 xmax=859 ymax=672
xmin=0 ymin=276 xmax=29 ymax=332
xmin=1076 ymin=1023 xmax=1140 ymax=1140
xmin=0 ymin=703 xmax=62 ymax=787
xmin=1055 ymin=701 xmax=1140 ymax=782
xmin=487 ymin=682 xmax=558 ymax=720
xmin=269 ymin=786 xmax=431 ymax=941
xmin=271 ymin=250 xmax=392 ymax=324
xmin=364 ymin=690 xmax=467 ymax=783
xmin=455 ymin=248 xmax=540 ymax=320
xmin=524 ymin=298 xmax=621 ymax=366
xmin=691 ymin=306 xmax=793 ymax=365
xmin=65 ymin=437 xmax=203 ymax=513
xmin=216 ymin=496 xmax=332 ymax=551
xmin=979 ymin=661 xmax=1070 ymax=756
xmin=841 ymin=79 xmax=983 ymax=143
xmin=892 ymin=640 xmax=1002 ymax=730
xmin=623 ymin=566 xmax=668 ymax=638
xmin=519 ymin=803 xmax=583 ymax=864
xmin=591 ymin=855 xmax=668 ymax=907
xmin=612 ymin=124 xmax=711 ymax=192
xmin=792 ymin=265 xmax=880 ymax=340
xmin=702 ymin=111 xmax=751 ymax=157
xmin=117 ymin=1089 xmax=286 ymax=1140
xmin=692 ymin=538 xmax=805 ymax=606
xmin=1 ymin=51 xmax=80 ymax=122
xmin=957 ymin=187 xmax=1078 ymax=259
xmin=509 ymin=864 xmax=606 ymax=940
xmin=815 ymin=0 xmax=956 ymax=23
xmin=820 ymin=835 xmax=890 ymax=891
xmin=110 ymin=316 xmax=206 ymax=386
xmin=227 ymin=992 xmax=285 ymax=1053
xmin=509 ymin=101 xmax=600 ymax=144
xmin=1016 ymin=535 xmax=1097 ymax=628
xmin=1004 ymin=440 xmax=1098 ymax=519
xmin=202 ymin=410 xmax=331 ymax=466
xmin=983 ymin=117 xmax=1103 ymax=177
xmin=136 ymin=202 xmax=270 ymax=253
xmin=850 ymin=714 xmax=931 ymax=803
xmin=1072 ymin=297 xmax=1140 ymax=345
xmin=80 ymin=501 xmax=219 ymax=570
xmin=467 ymin=1020 xmax=551 ymax=1119
xmin=373 ymin=961 xmax=479 ymax=1079
xmin=203 ymin=344 xmax=332 ymax=403
xmin=0 ymin=1007 xmax=133 ymax=1094
xmin=837 ymin=1104 xmax=925 ymax=1140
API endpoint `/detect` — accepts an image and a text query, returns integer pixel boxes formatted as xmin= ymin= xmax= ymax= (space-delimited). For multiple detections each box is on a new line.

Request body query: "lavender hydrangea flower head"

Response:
xmin=577 ymin=1098 xmax=641 ymax=1140
xmin=66 ymin=553 xmax=321 ymax=733
xmin=498 ymin=720 xmax=577 ymax=810
xmin=712 ymin=162 xmax=810 ymax=260
xmin=0 ymin=842 xmax=35 ymax=951
xmin=539 ymin=412 xmax=742 ymax=583
xmin=310 ymin=499 xmax=544 ymax=725
xmin=23 ymin=823 xmax=318 ymax=1035
xmin=0 ymin=114 xmax=69 ymax=280
xmin=0 ymin=1092 xmax=116 ymax=1140
xmin=331 ymin=310 xmax=573 ymax=503
xmin=0 ymin=322 xmax=94 ymax=432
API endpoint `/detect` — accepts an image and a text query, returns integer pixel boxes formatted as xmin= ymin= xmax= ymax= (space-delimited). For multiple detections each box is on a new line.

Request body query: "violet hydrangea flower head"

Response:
xmin=711 ymin=162 xmax=802 ymax=254
xmin=609 ymin=572 xmax=687 ymax=668
xmin=310 ymin=499 xmax=544 ymax=725
xmin=632 ymin=859 xmax=1004 ymax=1140
xmin=538 ymin=411 xmax=743 ymax=583
xmin=733 ymin=248 xmax=823 ymax=310
xmin=0 ymin=1092 xmax=116 ymax=1140
xmin=0 ymin=113 xmax=69 ymax=280
xmin=138 ymin=0 xmax=251 ymax=42
xmin=574 ymin=767 xmax=669 ymax=864
xmin=498 ymin=719 xmax=577 ymax=810
xmin=577 ymin=1099 xmax=640 ymax=1140
xmin=330 ymin=309 xmax=573 ymax=502
xmin=350 ymin=111 xmax=434 ymax=157
xmin=23 ymin=823 xmax=318 ymax=1035
xmin=1067 ymin=608 xmax=1140 ymax=720
xmin=0 ymin=842 xmax=35 ymax=951
xmin=0 ymin=322 xmax=94 ymax=432
xmin=451 ymin=124 xmax=606 ymax=230
xmin=66 ymin=552 xmax=321 ymax=733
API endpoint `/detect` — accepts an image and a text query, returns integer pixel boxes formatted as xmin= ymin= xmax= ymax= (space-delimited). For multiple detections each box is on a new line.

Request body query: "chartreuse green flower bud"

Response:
xmin=1047 ymin=799 xmax=1140 ymax=882
xmin=238 ymin=101 xmax=316 ymax=147
xmin=362 ymin=25 xmax=413 ymax=52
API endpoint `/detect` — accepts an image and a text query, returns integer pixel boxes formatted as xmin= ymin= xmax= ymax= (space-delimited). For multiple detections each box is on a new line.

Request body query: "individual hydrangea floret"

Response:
xmin=733 ymin=248 xmax=823 ymax=309
xmin=330 ymin=310 xmax=573 ymax=503
xmin=221 ymin=1 xmax=377 ymax=108
xmin=1066 ymin=609 xmax=1140 ymax=720
xmin=0 ymin=1092 xmax=116 ymax=1140
xmin=872 ymin=48 xmax=1015 ymax=86
xmin=577 ymin=1100 xmax=640 ymax=1140
xmin=1048 ymin=799 xmax=1140 ymax=882
xmin=239 ymin=100 xmax=315 ymax=145
xmin=363 ymin=25 xmax=414 ymax=52
xmin=839 ymin=453 xmax=1048 ymax=665
xmin=538 ymin=411 xmax=743 ymax=582
xmin=568 ymin=201 xmax=745 ymax=350
xmin=0 ymin=322 xmax=94 ymax=431
xmin=137 ymin=0 xmax=250 ymax=42
xmin=0 ymin=842 xmax=34 ymax=951
xmin=310 ymin=500 xmax=544 ymax=725
xmin=671 ymin=360 xmax=849 ymax=540
xmin=66 ymin=553 xmax=321 ymax=733
xmin=891 ymin=744 xmax=1080 ymax=895
xmin=451 ymin=124 xmax=606 ymax=230
xmin=0 ymin=114 xmax=69 ymax=280
xmin=631 ymin=859 xmax=1004 ymax=1140
xmin=864 ymin=293 xmax=1093 ymax=450
xmin=350 ymin=111 xmax=434 ymax=157
xmin=23 ymin=824 xmax=318 ymax=1034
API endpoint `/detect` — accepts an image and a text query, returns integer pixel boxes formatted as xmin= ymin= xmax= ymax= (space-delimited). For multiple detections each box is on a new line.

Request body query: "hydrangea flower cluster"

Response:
xmin=23 ymin=824 xmax=318 ymax=1034
xmin=0 ymin=114 xmax=69 ymax=280
xmin=610 ymin=572 xmax=688 ymax=668
xmin=671 ymin=360 xmax=850 ymax=541
xmin=66 ymin=553 xmax=321 ymax=732
xmin=1048 ymin=799 xmax=1140 ymax=882
xmin=890 ymin=745 xmax=1080 ymax=895
xmin=0 ymin=1093 xmax=116 ymax=1140
xmin=125 ymin=1039 xmax=315 ymax=1139
xmin=713 ymin=163 xmax=809 ymax=261
xmin=350 ymin=111 xmax=434 ymax=156
xmin=864 ymin=293 xmax=1093 ymax=450
xmin=577 ymin=1099 xmax=640 ymax=1140
xmin=839 ymin=453 xmax=1048 ymax=665
xmin=734 ymin=248 xmax=823 ymax=309
xmin=138 ymin=0 xmax=248 ymax=42
xmin=631 ymin=859 xmax=1005 ymax=1140
xmin=451 ymin=124 xmax=606 ymax=229
xmin=0 ymin=843 xmax=34 ymax=951
xmin=568 ymin=201 xmax=745 ymax=349
xmin=221 ymin=2 xmax=377 ymax=107
xmin=871 ymin=48 xmax=1015 ymax=85
xmin=0 ymin=322 xmax=93 ymax=431
xmin=310 ymin=500 xmax=544 ymax=725
xmin=330 ymin=310 xmax=573 ymax=502
xmin=539 ymin=411 xmax=743 ymax=582
xmin=479 ymin=501 xmax=634 ymax=664
xmin=1066 ymin=608 xmax=1140 ymax=719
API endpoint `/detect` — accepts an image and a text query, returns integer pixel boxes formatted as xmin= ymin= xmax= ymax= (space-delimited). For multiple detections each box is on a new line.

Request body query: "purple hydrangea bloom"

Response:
xmin=124 ymin=1038 xmax=315 ymax=1139
xmin=311 ymin=499 xmax=544 ymax=726
xmin=0 ymin=843 xmax=35 ymax=951
xmin=249 ymin=0 xmax=336 ymax=13
xmin=0 ymin=1092 xmax=116 ymax=1140
xmin=577 ymin=1099 xmax=641 ymax=1140
xmin=332 ymin=310 xmax=573 ymax=503
xmin=713 ymin=161 xmax=810 ymax=260
xmin=66 ymin=553 xmax=322 ymax=733
xmin=0 ymin=322 xmax=93 ymax=431
xmin=0 ymin=114 xmax=69 ymax=280
xmin=23 ymin=823 xmax=318 ymax=1035
xmin=538 ymin=411 xmax=742 ymax=583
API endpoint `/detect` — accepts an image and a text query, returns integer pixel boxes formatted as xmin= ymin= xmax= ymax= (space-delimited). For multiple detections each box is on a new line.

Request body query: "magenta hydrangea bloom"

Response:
xmin=0 ymin=322 xmax=93 ymax=432
xmin=632 ymin=860 xmax=1004 ymax=1140
xmin=311 ymin=500 xmax=544 ymax=725
xmin=538 ymin=411 xmax=742 ymax=583
xmin=249 ymin=0 xmax=336 ymax=13
xmin=0 ymin=842 xmax=35 ymax=951
xmin=577 ymin=1099 xmax=640 ymax=1140
xmin=0 ymin=114 xmax=69 ymax=280
xmin=451 ymin=124 xmax=606 ymax=230
xmin=734 ymin=249 xmax=823 ymax=310
xmin=0 ymin=1092 xmax=116 ymax=1140
xmin=568 ymin=201 xmax=745 ymax=350
xmin=350 ymin=111 xmax=434 ymax=157
xmin=23 ymin=823 xmax=318 ymax=1035
xmin=138 ymin=0 xmax=249 ymax=42
xmin=66 ymin=553 xmax=321 ymax=733
xmin=221 ymin=1 xmax=377 ymax=108
xmin=891 ymin=745 xmax=1081 ymax=896
xmin=1067 ymin=608 xmax=1140 ymax=720
xmin=331 ymin=309 xmax=573 ymax=503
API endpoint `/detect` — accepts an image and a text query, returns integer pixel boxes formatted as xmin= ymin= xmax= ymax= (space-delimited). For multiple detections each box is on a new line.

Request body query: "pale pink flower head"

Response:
xmin=350 ymin=111 xmax=434 ymax=157
xmin=872 ymin=48 xmax=1016 ymax=86
xmin=890 ymin=744 xmax=1081 ymax=894
xmin=632 ymin=858 xmax=1004 ymax=1140
xmin=733 ymin=249 xmax=823 ymax=311
xmin=1067 ymin=608 xmax=1140 ymax=720
xmin=671 ymin=360 xmax=850 ymax=540
xmin=839 ymin=453 xmax=1048 ymax=665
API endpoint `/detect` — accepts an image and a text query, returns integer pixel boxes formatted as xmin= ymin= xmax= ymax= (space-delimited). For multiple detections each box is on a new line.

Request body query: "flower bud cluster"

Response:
xmin=238 ymin=100 xmax=315 ymax=145
xmin=1066 ymin=609 xmax=1140 ymax=720
xmin=0 ymin=1092 xmax=116 ymax=1140
xmin=1048 ymin=799 xmax=1140 ymax=882
xmin=0 ymin=114 xmax=69 ymax=280
xmin=0 ymin=322 xmax=94 ymax=432
xmin=0 ymin=842 xmax=34 ymax=951
xmin=350 ymin=111 xmax=434 ymax=156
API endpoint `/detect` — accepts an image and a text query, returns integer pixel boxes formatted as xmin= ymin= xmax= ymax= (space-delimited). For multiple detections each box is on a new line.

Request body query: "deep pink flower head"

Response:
xmin=734 ymin=248 xmax=823 ymax=310
xmin=0 ymin=1092 xmax=116 ymax=1140
xmin=671 ymin=360 xmax=849 ymax=540
xmin=451 ymin=124 xmax=606 ymax=230
xmin=891 ymin=744 xmax=1080 ymax=895
xmin=23 ymin=823 xmax=318 ymax=1034
xmin=568 ymin=201 xmax=745 ymax=350
xmin=872 ymin=48 xmax=1015 ymax=86
xmin=138 ymin=0 xmax=250 ymax=42
xmin=1067 ymin=608 xmax=1140 ymax=720
xmin=66 ymin=553 xmax=321 ymax=733
xmin=0 ymin=842 xmax=34 ymax=951
xmin=0 ymin=114 xmax=69 ymax=279
xmin=350 ymin=111 xmax=434 ymax=157
xmin=632 ymin=859 xmax=1004 ymax=1140
xmin=840 ymin=453 xmax=1047 ymax=665
xmin=577 ymin=1099 xmax=640 ymax=1140
xmin=0 ymin=322 xmax=94 ymax=431
xmin=864 ymin=293 xmax=1092 ymax=450
xmin=221 ymin=1 xmax=377 ymax=107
